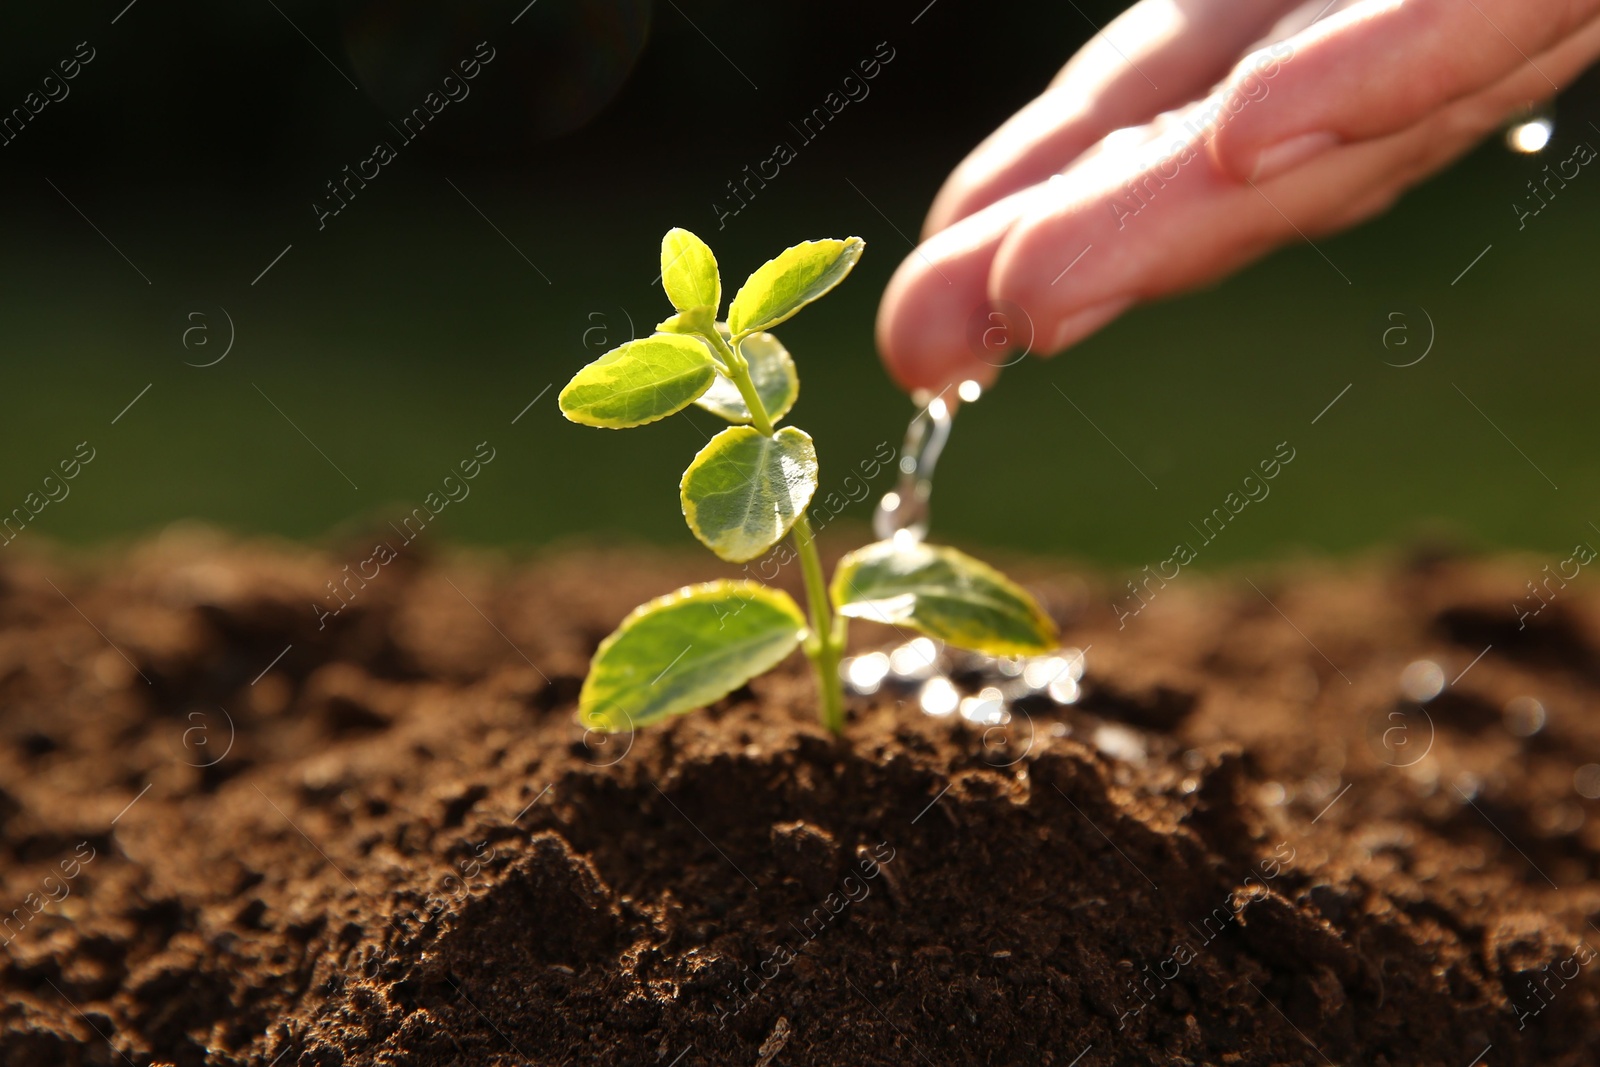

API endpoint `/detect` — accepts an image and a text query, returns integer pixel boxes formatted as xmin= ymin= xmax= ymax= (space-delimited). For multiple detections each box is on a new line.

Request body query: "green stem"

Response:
xmin=705 ymin=329 xmax=775 ymax=436
xmin=791 ymin=511 xmax=845 ymax=734
xmin=701 ymin=327 xmax=848 ymax=734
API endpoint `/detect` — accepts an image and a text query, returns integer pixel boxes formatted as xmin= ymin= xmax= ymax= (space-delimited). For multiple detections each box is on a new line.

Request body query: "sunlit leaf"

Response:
xmin=654 ymin=316 xmax=797 ymax=423
xmin=831 ymin=539 xmax=1057 ymax=655
xmin=727 ymin=237 xmax=864 ymax=336
xmin=580 ymin=581 xmax=806 ymax=730
xmin=558 ymin=334 xmax=717 ymax=429
xmin=695 ymin=332 xmax=799 ymax=425
xmin=681 ymin=426 xmax=817 ymax=562
xmin=660 ymin=228 xmax=721 ymax=315
xmin=655 ymin=311 xmax=695 ymax=334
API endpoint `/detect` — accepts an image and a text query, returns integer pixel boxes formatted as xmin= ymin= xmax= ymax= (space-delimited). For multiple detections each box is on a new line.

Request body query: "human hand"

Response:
xmin=877 ymin=0 xmax=1600 ymax=392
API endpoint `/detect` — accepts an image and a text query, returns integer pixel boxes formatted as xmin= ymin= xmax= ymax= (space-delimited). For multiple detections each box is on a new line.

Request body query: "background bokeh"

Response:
xmin=1 ymin=0 xmax=1597 ymax=568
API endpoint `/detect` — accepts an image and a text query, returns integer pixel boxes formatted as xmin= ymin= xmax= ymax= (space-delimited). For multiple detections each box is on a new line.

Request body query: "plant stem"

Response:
xmin=702 ymin=328 xmax=848 ymax=734
xmin=791 ymin=511 xmax=845 ymax=734
xmin=710 ymin=331 xmax=775 ymax=436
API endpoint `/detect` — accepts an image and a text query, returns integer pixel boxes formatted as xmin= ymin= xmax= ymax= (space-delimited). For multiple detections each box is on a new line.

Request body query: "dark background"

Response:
xmin=1 ymin=0 xmax=1597 ymax=571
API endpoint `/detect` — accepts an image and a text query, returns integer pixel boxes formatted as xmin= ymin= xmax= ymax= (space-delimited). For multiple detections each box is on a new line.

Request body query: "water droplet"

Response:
xmin=1180 ymin=776 xmax=1200 ymax=795
xmin=842 ymin=652 xmax=891 ymax=695
xmin=1046 ymin=676 xmax=1080 ymax=705
xmin=960 ymin=686 xmax=1008 ymax=725
xmin=1023 ymin=649 xmax=1086 ymax=690
xmin=1399 ymin=659 xmax=1445 ymax=703
xmin=1507 ymin=117 xmax=1553 ymax=153
xmin=890 ymin=638 xmax=941 ymax=681
xmin=995 ymin=656 xmax=1025 ymax=678
xmin=957 ymin=379 xmax=983 ymax=403
xmin=873 ymin=392 xmax=956 ymax=543
xmin=1503 ymin=695 xmax=1546 ymax=737
xmin=919 ymin=677 xmax=960 ymax=717
xmin=1575 ymin=764 xmax=1600 ymax=799
xmin=1092 ymin=723 xmax=1145 ymax=763
xmin=1258 ymin=782 xmax=1286 ymax=807
xmin=1024 ymin=659 xmax=1062 ymax=694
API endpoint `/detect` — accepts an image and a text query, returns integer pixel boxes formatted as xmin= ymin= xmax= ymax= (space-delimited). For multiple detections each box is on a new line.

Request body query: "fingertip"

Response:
xmin=1195 ymin=33 xmax=1328 ymax=182
xmin=986 ymin=159 xmax=1146 ymax=356
xmin=1247 ymin=131 xmax=1341 ymax=182
xmin=875 ymin=249 xmax=994 ymax=394
xmin=1210 ymin=113 xmax=1341 ymax=182
xmin=879 ymin=194 xmax=1039 ymax=393
xmin=987 ymin=197 xmax=1105 ymax=344
xmin=1207 ymin=0 xmax=1556 ymax=182
xmin=988 ymin=219 xmax=1132 ymax=358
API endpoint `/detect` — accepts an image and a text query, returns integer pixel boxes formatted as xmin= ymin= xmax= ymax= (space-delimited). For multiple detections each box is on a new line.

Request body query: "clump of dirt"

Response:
xmin=3 ymin=528 xmax=1600 ymax=1066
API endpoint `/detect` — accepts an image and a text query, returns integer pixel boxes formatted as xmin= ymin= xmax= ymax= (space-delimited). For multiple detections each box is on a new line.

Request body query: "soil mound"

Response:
xmin=3 ymin=531 xmax=1599 ymax=1065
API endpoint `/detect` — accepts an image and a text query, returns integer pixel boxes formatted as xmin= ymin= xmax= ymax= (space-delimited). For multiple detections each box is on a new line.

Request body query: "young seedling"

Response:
xmin=559 ymin=229 xmax=1057 ymax=735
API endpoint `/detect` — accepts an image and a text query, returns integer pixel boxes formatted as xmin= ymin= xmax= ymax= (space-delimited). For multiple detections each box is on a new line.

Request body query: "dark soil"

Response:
xmin=4 ymin=529 xmax=1600 ymax=1066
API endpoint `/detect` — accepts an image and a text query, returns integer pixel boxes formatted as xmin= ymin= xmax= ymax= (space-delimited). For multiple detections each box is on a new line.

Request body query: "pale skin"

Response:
xmin=877 ymin=0 xmax=1600 ymax=392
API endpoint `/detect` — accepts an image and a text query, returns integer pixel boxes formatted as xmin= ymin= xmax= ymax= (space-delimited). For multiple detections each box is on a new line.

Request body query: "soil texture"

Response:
xmin=4 ymin=530 xmax=1600 ymax=1065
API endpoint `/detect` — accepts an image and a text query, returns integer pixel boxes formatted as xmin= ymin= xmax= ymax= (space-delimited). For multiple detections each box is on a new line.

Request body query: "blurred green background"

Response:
xmin=1 ymin=0 xmax=1596 ymax=569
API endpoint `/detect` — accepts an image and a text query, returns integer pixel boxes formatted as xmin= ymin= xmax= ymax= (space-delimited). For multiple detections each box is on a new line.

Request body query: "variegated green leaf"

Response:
xmin=580 ymin=581 xmax=806 ymax=730
xmin=660 ymin=228 xmax=721 ymax=315
xmin=831 ymin=539 xmax=1057 ymax=655
xmin=695 ymin=332 xmax=798 ymax=426
xmin=727 ymin=237 xmax=864 ymax=336
xmin=558 ymin=334 xmax=717 ymax=429
xmin=681 ymin=426 xmax=817 ymax=562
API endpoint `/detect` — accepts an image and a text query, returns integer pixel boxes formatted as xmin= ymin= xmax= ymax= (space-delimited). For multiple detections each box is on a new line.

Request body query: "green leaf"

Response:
xmin=681 ymin=426 xmax=818 ymax=562
xmin=580 ymin=580 xmax=806 ymax=730
xmin=656 ymin=308 xmax=716 ymax=337
xmin=558 ymin=334 xmax=718 ymax=429
xmin=652 ymin=321 xmax=796 ymax=428
xmin=831 ymin=539 xmax=1057 ymax=656
xmin=660 ymin=228 xmax=721 ymax=315
xmin=656 ymin=310 xmax=725 ymax=366
xmin=727 ymin=237 xmax=864 ymax=336
xmin=695 ymin=332 xmax=799 ymax=425
xmin=653 ymin=318 xmax=796 ymax=422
